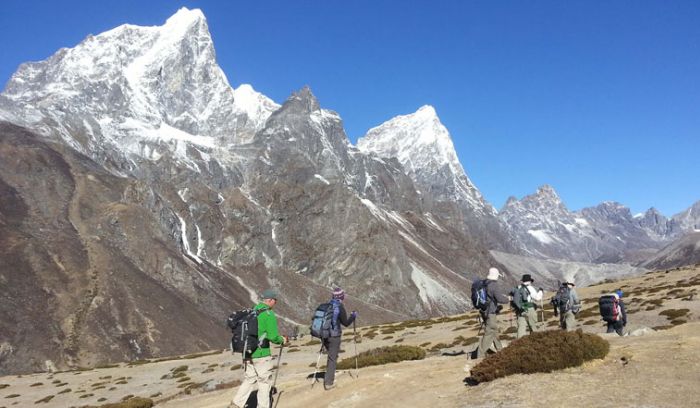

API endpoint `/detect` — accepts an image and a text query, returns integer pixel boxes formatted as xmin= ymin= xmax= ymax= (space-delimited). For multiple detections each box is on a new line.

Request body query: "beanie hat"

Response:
xmin=487 ymin=267 xmax=500 ymax=280
xmin=261 ymin=288 xmax=280 ymax=300
xmin=332 ymin=287 xmax=345 ymax=300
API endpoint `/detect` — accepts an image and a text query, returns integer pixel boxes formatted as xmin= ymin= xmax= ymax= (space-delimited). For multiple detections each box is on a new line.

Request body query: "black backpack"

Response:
xmin=471 ymin=279 xmax=491 ymax=312
xmin=310 ymin=303 xmax=334 ymax=339
xmin=552 ymin=285 xmax=571 ymax=313
xmin=511 ymin=285 xmax=530 ymax=312
xmin=599 ymin=294 xmax=621 ymax=322
xmin=227 ymin=308 xmax=264 ymax=359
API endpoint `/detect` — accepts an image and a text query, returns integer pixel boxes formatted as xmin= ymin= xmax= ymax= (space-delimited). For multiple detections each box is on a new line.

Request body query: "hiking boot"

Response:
xmin=324 ymin=383 xmax=336 ymax=391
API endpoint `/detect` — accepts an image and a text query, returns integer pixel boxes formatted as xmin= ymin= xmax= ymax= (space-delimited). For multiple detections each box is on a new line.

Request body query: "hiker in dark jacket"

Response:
xmin=606 ymin=289 xmax=627 ymax=336
xmin=477 ymin=268 xmax=511 ymax=358
xmin=323 ymin=287 xmax=357 ymax=390
xmin=553 ymin=279 xmax=581 ymax=331
xmin=231 ymin=288 xmax=288 ymax=408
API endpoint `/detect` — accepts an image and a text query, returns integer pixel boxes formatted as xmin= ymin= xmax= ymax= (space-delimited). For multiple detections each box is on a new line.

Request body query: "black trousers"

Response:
xmin=607 ymin=321 xmax=624 ymax=336
xmin=322 ymin=336 xmax=341 ymax=386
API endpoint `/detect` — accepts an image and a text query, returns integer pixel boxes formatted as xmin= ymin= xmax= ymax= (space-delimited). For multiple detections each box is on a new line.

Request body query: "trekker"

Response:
xmin=605 ymin=289 xmax=627 ymax=336
xmin=553 ymin=280 xmax=581 ymax=331
xmin=323 ymin=287 xmax=357 ymax=390
xmin=231 ymin=289 xmax=288 ymax=408
xmin=513 ymin=274 xmax=544 ymax=338
xmin=476 ymin=268 xmax=510 ymax=358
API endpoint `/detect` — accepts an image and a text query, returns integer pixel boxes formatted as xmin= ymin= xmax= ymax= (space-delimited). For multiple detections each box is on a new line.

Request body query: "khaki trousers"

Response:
xmin=232 ymin=356 xmax=273 ymax=408
xmin=560 ymin=310 xmax=577 ymax=331
xmin=477 ymin=314 xmax=503 ymax=358
xmin=516 ymin=308 xmax=539 ymax=338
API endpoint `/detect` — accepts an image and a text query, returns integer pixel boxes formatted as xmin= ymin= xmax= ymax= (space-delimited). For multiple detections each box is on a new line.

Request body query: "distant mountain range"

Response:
xmin=0 ymin=8 xmax=697 ymax=374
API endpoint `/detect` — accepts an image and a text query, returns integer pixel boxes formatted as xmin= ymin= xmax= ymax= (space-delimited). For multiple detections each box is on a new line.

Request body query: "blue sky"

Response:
xmin=1 ymin=1 xmax=698 ymax=216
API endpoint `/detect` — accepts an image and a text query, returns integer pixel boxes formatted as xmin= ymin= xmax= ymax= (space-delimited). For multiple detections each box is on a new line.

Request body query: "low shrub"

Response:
xmin=336 ymin=345 xmax=425 ymax=369
xmin=30 ymin=382 xmax=43 ymax=387
xmin=419 ymin=342 xmax=431 ymax=348
xmin=93 ymin=397 xmax=154 ymax=408
xmin=659 ymin=309 xmax=690 ymax=320
xmin=670 ymin=319 xmax=687 ymax=326
xmin=35 ymin=395 xmax=54 ymax=403
xmin=0 ymin=384 xmax=9 ymax=389
xmin=303 ymin=339 xmax=321 ymax=346
xmin=5 ymin=393 xmax=20 ymax=398
xmin=468 ymin=329 xmax=609 ymax=384
xmin=58 ymin=388 xmax=71 ymax=394
xmin=171 ymin=365 xmax=188 ymax=373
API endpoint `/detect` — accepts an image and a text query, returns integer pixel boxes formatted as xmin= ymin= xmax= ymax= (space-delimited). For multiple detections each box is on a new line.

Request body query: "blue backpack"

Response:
xmin=471 ymin=279 xmax=491 ymax=312
xmin=310 ymin=303 xmax=334 ymax=339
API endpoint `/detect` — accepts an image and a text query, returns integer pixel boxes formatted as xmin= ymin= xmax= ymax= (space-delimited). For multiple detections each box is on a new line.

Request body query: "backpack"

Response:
xmin=599 ymin=294 xmax=621 ymax=322
xmin=552 ymin=285 xmax=571 ymax=313
xmin=511 ymin=285 xmax=530 ymax=312
xmin=227 ymin=308 xmax=264 ymax=359
xmin=471 ymin=279 xmax=491 ymax=312
xmin=310 ymin=303 xmax=334 ymax=339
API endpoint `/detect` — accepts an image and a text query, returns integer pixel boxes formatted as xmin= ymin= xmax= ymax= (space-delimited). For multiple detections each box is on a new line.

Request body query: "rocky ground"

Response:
xmin=1 ymin=265 xmax=698 ymax=408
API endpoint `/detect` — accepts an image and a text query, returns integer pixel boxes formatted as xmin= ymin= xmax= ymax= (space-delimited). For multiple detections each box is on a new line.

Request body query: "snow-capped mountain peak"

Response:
xmin=0 ymin=7 xmax=278 ymax=160
xmin=357 ymin=105 xmax=493 ymax=215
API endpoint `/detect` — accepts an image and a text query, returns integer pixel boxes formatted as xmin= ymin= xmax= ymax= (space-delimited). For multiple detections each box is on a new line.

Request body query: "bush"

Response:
xmin=468 ymin=329 xmax=609 ymax=383
xmin=93 ymin=397 xmax=154 ymax=408
xmin=659 ymin=309 xmax=689 ymax=320
xmin=336 ymin=345 xmax=425 ymax=369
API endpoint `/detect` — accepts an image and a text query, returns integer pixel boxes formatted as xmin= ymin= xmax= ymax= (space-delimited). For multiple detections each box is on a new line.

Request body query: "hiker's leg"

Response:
xmin=233 ymin=360 xmax=257 ymax=407
xmin=606 ymin=322 xmax=615 ymax=333
xmin=254 ymin=356 xmax=274 ymax=408
xmin=491 ymin=315 xmax=503 ymax=351
xmin=477 ymin=314 xmax=496 ymax=358
xmin=565 ymin=311 xmax=576 ymax=332
xmin=324 ymin=336 xmax=341 ymax=386
xmin=526 ymin=308 xmax=539 ymax=333
xmin=614 ymin=321 xmax=624 ymax=336
xmin=516 ymin=314 xmax=527 ymax=338
xmin=559 ymin=312 xmax=566 ymax=330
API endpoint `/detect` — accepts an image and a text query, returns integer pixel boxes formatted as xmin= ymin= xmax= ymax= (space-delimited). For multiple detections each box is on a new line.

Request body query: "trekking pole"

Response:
xmin=271 ymin=343 xmax=284 ymax=394
xmin=476 ymin=313 xmax=484 ymax=336
xmin=310 ymin=343 xmax=324 ymax=388
xmin=352 ymin=320 xmax=359 ymax=379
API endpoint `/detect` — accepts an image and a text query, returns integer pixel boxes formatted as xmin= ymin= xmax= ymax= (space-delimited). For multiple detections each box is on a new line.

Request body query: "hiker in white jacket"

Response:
xmin=513 ymin=274 xmax=544 ymax=338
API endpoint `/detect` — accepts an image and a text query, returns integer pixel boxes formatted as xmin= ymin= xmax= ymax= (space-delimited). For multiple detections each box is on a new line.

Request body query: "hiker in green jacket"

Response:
xmin=231 ymin=289 xmax=288 ymax=408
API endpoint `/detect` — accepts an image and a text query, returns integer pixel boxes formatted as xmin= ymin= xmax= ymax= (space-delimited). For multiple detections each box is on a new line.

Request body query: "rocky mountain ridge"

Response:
xmin=500 ymin=184 xmax=699 ymax=264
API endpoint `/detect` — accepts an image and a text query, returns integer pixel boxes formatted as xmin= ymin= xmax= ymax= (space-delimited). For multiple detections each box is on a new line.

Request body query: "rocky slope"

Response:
xmin=2 ymin=266 xmax=698 ymax=408
xmin=0 ymin=8 xmax=509 ymax=374
xmin=641 ymin=232 xmax=700 ymax=270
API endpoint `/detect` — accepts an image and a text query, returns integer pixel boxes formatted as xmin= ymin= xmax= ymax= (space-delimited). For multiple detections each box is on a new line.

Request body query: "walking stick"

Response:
xmin=310 ymin=343 xmax=324 ymax=388
xmin=352 ymin=320 xmax=359 ymax=379
xmin=272 ymin=343 xmax=284 ymax=393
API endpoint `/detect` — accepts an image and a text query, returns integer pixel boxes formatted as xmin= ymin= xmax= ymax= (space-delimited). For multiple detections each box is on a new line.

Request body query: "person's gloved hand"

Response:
xmin=351 ymin=311 xmax=358 ymax=319
xmin=282 ymin=335 xmax=289 ymax=345
xmin=538 ymin=287 xmax=544 ymax=293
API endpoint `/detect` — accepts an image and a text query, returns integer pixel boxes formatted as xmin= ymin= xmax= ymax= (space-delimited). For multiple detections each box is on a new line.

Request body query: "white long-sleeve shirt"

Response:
xmin=525 ymin=284 xmax=543 ymax=301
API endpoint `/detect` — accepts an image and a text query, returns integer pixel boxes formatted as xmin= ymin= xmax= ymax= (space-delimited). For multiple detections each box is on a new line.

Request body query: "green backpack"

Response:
xmin=511 ymin=285 xmax=530 ymax=312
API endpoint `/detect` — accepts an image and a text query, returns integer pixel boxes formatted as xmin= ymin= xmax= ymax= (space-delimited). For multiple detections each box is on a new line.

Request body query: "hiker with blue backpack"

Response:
xmin=310 ymin=287 xmax=357 ymax=390
xmin=472 ymin=268 xmax=511 ymax=358
xmin=229 ymin=288 xmax=288 ymax=408
xmin=599 ymin=289 xmax=627 ymax=336
xmin=512 ymin=274 xmax=544 ymax=338
xmin=551 ymin=279 xmax=581 ymax=331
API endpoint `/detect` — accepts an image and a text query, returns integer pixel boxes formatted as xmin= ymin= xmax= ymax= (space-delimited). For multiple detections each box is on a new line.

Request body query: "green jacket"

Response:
xmin=251 ymin=303 xmax=284 ymax=359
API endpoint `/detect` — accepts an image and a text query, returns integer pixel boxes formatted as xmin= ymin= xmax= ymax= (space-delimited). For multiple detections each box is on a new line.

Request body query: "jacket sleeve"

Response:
xmin=261 ymin=310 xmax=285 ymax=345
xmin=491 ymin=283 xmax=510 ymax=304
xmin=527 ymin=285 xmax=543 ymax=301
xmin=570 ymin=289 xmax=581 ymax=305
xmin=338 ymin=304 xmax=356 ymax=327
